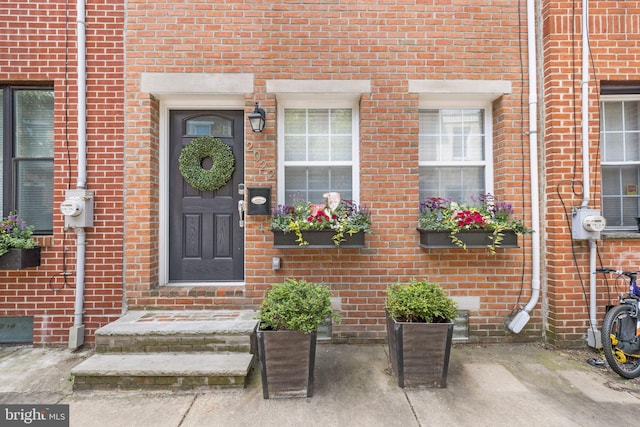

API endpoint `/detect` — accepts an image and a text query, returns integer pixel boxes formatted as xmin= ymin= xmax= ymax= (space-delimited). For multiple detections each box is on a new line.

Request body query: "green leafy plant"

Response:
xmin=386 ymin=279 xmax=458 ymax=323
xmin=418 ymin=194 xmax=531 ymax=253
xmin=257 ymin=278 xmax=341 ymax=334
xmin=271 ymin=192 xmax=371 ymax=246
xmin=0 ymin=212 xmax=38 ymax=257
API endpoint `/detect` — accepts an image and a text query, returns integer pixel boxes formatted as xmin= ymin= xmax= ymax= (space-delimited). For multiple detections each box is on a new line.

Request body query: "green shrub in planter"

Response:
xmin=386 ymin=278 xmax=458 ymax=323
xmin=385 ymin=279 xmax=458 ymax=388
xmin=256 ymin=278 xmax=341 ymax=398
xmin=258 ymin=278 xmax=341 ymax=333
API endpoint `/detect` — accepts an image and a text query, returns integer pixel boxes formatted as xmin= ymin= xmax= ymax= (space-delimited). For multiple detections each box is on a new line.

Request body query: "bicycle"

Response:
xmin=596 ymin=267 xmax=640 ymax=379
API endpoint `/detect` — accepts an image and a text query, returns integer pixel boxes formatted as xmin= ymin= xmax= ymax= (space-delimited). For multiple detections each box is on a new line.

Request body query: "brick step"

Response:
xmin=95 ymin=310 xmax=258 ymax=353
xmin=71 ymin=352 xmax=255 ymax=391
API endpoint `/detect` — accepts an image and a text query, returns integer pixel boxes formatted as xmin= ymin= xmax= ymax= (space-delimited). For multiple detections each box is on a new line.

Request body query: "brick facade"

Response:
xmin=0 ymin=1 xmax=125 ymax=346
xmin=2 ymin=0 xmax=639 ymax=348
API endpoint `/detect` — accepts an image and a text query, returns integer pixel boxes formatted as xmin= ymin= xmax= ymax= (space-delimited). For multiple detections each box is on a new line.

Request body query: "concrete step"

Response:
xmin=71 ymin=352 xmax=255 ymax=391
xmin=95 ymin=310 xmax=259 ymax=353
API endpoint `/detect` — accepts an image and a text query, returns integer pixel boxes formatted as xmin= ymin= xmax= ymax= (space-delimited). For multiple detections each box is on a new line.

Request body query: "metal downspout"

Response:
xmin=508 ymin=0 xmax=541 ymax=333
xmin=69 ymin=0 xmax=87 ymax=349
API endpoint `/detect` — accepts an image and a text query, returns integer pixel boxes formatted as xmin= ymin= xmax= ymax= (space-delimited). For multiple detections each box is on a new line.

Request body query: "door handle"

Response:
xmin=238 ymin=200 xmax=246 ymax=228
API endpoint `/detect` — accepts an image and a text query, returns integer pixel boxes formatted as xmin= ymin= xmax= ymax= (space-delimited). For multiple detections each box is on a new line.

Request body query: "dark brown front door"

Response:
xmin=169 ymin=110 xmax=244 ymax=282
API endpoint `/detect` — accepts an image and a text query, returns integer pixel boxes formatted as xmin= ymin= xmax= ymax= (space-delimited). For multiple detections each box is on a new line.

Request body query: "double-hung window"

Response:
xmin=418 ymin=103 xmax=493 ymax=202
xmin=1 ymin=86 xmax=54 ymax=233
xmin=277 ymin=99 xmax=359 ymax=204
xmin=601 ymin=96 xmax=640 ymax=229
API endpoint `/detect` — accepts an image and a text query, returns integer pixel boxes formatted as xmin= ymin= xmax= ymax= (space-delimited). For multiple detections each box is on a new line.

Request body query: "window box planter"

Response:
xmin=417 ymin=229 xmax=519 ymax=249
xmin=272 ymin=230 xmax=365 ymax=248
xmin=0 ymin=247 xmax=41 ymax=270
xmin=386 ymin=312 xmax=454 ymax=388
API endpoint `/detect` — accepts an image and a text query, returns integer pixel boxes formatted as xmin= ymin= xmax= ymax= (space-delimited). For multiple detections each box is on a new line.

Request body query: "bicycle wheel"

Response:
xmin=601 ymin=303 xmax=640 ymax=379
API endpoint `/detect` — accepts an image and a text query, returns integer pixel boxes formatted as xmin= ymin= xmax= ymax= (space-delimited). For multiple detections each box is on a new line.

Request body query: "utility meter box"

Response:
xmin=61 ymin=189 xmax=94 ymax=228
xmin=572 ymin=208 xmax=606 ymax=240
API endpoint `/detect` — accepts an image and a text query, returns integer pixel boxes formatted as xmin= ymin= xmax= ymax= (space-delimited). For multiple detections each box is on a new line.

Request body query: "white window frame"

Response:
xmin=276 ymin=95 xmax=360 ymax=205
xmin=418 ymin=98 xmax=494 ymax=200
xmin=600 ymin=94 xmax=640 ymax=230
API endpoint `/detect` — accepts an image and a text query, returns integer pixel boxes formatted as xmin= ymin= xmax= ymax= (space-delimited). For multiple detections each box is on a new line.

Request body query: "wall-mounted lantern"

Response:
xmin=248 ymin=102 xmax=266 ymax=133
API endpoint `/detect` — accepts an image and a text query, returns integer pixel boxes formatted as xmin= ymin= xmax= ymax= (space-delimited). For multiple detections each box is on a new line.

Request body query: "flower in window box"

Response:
xmin=418 ymin=194 xmax=531 ymax=253
xmin=271 ymin=192 xmax=371 ymax=247
xmin=0 ymin=212 xmax=39 ymax=257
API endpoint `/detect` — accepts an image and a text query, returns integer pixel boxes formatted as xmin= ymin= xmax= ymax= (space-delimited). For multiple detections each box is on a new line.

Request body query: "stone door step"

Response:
xmin=72 ymin=352 xmax=255 ymax=391
xmin=95 ymin=310 xmax=259 ymax=354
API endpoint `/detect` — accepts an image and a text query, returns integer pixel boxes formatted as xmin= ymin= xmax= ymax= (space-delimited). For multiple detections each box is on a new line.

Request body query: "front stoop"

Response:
xmin=72 ymin=310 xmax=258 ymax=391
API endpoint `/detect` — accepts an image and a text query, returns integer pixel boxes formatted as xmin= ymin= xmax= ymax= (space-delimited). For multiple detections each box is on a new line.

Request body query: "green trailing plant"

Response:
xmin=178 ymin=136 xmax=235 ymax=192
xmin=271 ymin=192 xmax=371 ymax=246
xmin=386 ymin=279 xmax=458 ymax=323
xmin=258 ymin=278 xmax=341 ymax=334
xmin=0 ymin=212 xmax=38 ymax=257
xmin=418 ymin=194 xmax=531 ymax=253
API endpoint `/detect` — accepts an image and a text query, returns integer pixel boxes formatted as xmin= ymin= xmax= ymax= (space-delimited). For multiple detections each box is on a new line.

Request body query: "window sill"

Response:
xmin=602 ymin=231 xmax=640 ymax=240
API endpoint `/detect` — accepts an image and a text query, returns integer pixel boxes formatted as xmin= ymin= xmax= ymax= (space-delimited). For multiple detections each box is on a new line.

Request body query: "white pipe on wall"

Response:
xmin=580 ymin=0 xmax=600 ymax=348
xmin=69 ymin=0 xmax=87 ymax=349
xmin=508 ymin=0 xmax=541 ymax=333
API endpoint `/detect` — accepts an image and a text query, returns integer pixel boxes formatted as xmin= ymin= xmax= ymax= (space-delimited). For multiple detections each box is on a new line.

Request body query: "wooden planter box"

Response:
xmin=0 ymin=247 xmax=41 ymax=270
xmin=256 ymin=329 xmax=317 ymax=398
xmin=386 ymin=312 xmax=454 ymax=388
xmin=272 ymin=229 xmax=365 ymax=248
xmin=418 ymin=229 xmax=519 ymax=249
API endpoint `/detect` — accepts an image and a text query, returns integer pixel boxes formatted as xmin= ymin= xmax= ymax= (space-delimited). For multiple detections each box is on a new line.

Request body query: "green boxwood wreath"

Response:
xmin=178 ymin=136 xmax=235 ymax=192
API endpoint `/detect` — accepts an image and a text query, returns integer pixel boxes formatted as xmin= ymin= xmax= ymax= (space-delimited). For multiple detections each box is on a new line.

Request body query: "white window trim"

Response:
xmin=418 ymin=99 xmax=495 ymax=196
xmin=275 ymin=96 xmax=361 ymax=205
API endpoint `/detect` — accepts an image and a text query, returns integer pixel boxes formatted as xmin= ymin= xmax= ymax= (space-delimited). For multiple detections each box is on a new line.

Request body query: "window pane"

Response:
xmin=419 ymin=134 xmax=439 ymax=162
xmin=331 ymin=135 xmax=352 ymax=161
xmin=601 ymin=165 xmax=640 ymax=228
xmin=16 ymin=160 xmax=53 ymax=232
xmin=627 ymin=131 xmax=640 ymax=161
xmin=308 ymin=109 xmax=329 ymax=134
xmin=625 ymin=101 xmax=640 ymax=131
xmin=15 ymin=90 xmax=54 ymax=158
xmin=308 ymin=136 xmax=330 ymax=161
xmin=623 ymin=197 xmax=640 ymax=227
xmin=602 ymin=197 xmax=622 ymax=227
xmin=603 ymin=132 xmax=624 ymax=162
xmin=419 ymin=166 xmax=484 ymax=202
xmin=285 ymin=109 xmax=306 ymax=133
xmin=185 ymin=115 xmax=233 ymax=137
xmin=602 ymin=167 xmax=621 ymax=194
xmin=331 ymin=109 xmax=352 ymax=134
xmin=284 ymin=135 xmax=306 ymax=161
xmin=285 ymin=166 xmax=352 ymax=202
xmin=603 ymin=102 xmax=623 ymax=131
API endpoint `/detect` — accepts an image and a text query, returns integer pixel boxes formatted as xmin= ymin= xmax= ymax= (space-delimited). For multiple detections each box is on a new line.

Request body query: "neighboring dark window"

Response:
xmin=1 ymin=86 xmax=54 ymax=233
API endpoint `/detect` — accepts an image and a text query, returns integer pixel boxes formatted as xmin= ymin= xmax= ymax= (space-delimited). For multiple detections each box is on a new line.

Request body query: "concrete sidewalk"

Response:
xmin=0 ymin=343 xmax=638 ymax=426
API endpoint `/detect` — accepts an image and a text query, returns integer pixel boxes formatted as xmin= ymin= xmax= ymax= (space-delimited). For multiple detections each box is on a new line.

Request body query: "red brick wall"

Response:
xmin=0 ymin=1 xmax=125 ymax=346
xmin=6 ymin=0 xmax=637 ymax=348
xmin=124 ymin=0 xmax=540 ymax=344
xmin=542 ymin=1 xmax=640 ymax=346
